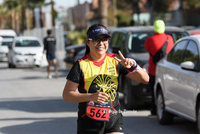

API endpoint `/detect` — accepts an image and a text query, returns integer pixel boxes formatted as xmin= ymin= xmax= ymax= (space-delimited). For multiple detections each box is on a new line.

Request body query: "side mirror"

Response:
xmin=111 ymin=46 xmax=120 ymax=54
xmin=180 ymin=61 xmax=195 ymax=70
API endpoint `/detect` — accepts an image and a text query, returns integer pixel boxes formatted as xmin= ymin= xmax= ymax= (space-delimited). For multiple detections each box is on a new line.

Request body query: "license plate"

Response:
xmin=28 ymin=56 xmax=34 ymax=64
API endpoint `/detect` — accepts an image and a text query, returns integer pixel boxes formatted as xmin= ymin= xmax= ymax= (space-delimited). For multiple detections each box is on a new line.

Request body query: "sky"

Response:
xmin=46 ymin=0 xmax=92 ymax=8
xmin=0 ymin=0 xmax=93 ymax=9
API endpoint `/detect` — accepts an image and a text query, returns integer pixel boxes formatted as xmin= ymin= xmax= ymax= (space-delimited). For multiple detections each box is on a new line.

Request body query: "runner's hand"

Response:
xmin=114 ymin=50 xmax=134 ymax=68
xmin=92 ymin=92 xmax=109 ymax=104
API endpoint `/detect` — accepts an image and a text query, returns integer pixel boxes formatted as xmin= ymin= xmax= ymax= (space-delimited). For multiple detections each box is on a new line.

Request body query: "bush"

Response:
xmin=67 ymin=29 xmax=87 ymax=45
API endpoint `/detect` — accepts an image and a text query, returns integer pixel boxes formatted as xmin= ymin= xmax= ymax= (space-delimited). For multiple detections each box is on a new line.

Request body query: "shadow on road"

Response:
xmin=0 ymin=98 xmax=78 ymax=113
xmin=0 ymin=117 xmax=77 ymax=134
xmin=0 ymin=114 xmax=197 ymax=134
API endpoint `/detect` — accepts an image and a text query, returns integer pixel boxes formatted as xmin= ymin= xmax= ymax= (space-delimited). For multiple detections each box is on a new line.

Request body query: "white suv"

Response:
xmin=155 ymin=34 xmax=200 ymax=133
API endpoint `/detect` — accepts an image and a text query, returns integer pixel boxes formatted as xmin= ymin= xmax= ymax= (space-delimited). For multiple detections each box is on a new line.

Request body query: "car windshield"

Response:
xmin=1 ymin=41 xmax=12 ymax=46
xmin=128 ymin=31 xmax=189 ymax=53
xmin=15 ymin=40 xmax=41 ymax=47
xmin=1 ymin=36 xmax=15 ymax=39
xmin=128 ymin=32 xmax=154 ymax=53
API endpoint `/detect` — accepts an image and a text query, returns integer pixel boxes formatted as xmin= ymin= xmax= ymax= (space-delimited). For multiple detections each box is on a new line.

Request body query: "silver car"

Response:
xmin=155 ymin=34 xmax=200 ymax=133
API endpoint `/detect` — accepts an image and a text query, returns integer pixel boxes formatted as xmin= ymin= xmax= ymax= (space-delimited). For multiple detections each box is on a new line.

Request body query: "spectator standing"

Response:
xmin=144 ymin=20 xmax=174 ymax=116
xmin=43 ymin=29 xmax=58 ymax=79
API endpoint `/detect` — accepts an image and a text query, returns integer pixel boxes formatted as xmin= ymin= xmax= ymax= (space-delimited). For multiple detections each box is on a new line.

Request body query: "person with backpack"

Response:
xmin=144 ymin=20 xmax=174 ymax=116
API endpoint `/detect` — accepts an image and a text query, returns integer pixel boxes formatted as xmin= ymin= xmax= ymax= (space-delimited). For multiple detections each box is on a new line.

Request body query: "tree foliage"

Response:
xmin=67 ymin=29 xmax=87 ymax=45
xmin=114 ymin=0 xmax=133 ymax=26
xmin=185 ymin=0 xmax=200 ymax=8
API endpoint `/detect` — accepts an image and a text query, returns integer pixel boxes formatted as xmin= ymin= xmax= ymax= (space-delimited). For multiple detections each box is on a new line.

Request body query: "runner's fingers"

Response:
xmin=99 ymin=93 xmax=109 ymax=100
xmin=96 ymin=97 xmax=107 ymax=103
xmin=113 ymin=57 xmax=121 ymax=62
xmin=102 ymin=92 xmax=109 ymax=98
xmin=118 ymin=51 xmax=125 ymax=60
xmin=98 ymin=92 xmax=109 ymax=98
xmin=98 ymin=98 xmax=106 ymax=102
xmin=126 ymin=59 xmax=132 ymax=66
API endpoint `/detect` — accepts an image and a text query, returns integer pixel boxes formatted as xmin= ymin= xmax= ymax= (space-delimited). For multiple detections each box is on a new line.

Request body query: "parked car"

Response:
xmin=0 ymin=38 xmax=13 ymax=61
xmin=109 ymin=26 xmax=189 ymax=109
xmin=188 ymin=29 xmax=200 ymax=35
xmin=154 ymin=34 xmax=200 ymax=133
xmin=7 ymin=36 xmax=45 ymax=68
xmin=64 ymin=44 xmax=85 ymax=64
xmin=0 ymin=29 xmax=17 ymax=39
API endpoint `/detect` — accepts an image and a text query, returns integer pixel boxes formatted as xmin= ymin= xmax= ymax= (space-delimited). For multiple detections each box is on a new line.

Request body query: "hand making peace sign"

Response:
xmin=114 ymin=50 xmax=135 ymax=69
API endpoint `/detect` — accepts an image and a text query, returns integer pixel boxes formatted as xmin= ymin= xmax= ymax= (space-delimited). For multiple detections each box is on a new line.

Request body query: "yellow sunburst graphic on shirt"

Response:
xmin=92 ymin=74 xmax=117 ymax=101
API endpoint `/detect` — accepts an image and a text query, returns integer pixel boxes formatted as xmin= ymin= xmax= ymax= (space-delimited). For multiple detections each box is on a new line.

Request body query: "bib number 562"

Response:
xmin=86 ymin=106 xmax=110 ymax=121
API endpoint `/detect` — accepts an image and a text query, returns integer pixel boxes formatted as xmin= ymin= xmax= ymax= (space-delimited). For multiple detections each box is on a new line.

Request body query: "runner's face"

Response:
xmin=87 ymin=35 xmax=109 ymax=57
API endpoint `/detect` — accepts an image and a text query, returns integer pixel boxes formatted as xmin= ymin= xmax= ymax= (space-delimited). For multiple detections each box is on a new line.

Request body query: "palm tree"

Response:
xmin=28 ymin=0 xmax=46 ymax=28
xmin=0 ymin=0 xmax=20 ymax=30
xmin=99 ymin=0 xmax=108 ymax=27
xmin=1 ymin=0 xmax=46 ymax=33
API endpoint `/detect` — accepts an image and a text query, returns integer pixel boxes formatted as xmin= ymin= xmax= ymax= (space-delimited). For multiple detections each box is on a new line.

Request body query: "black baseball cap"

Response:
xmin=87 ymin=26 xmax=111 ymax=39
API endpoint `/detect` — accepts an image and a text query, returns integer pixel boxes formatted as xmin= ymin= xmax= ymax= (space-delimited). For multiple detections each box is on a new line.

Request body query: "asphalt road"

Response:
xmin=0 ymin=62 xmax=198 ymax=134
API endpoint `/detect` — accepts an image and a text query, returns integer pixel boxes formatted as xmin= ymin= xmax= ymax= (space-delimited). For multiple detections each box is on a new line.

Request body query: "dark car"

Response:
xmin=109 ymin=26 xmax=190 ymax=110
xmin=64 ymin=44 xmax=85 ymax=64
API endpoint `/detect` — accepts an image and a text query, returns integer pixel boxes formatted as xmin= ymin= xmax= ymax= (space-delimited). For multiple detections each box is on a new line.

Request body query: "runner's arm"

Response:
xmin=126 ymin=68 xmax=149 ymax=83
xmin=62 ymin=80 xmax=109 ymax=103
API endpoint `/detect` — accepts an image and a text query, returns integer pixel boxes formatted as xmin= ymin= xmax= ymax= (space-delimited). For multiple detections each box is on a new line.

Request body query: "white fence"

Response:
xmin=23 ymin=26 xmax=66 ymax=69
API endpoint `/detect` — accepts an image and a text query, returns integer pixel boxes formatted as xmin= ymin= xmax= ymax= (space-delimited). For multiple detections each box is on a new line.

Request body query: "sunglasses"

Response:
xmin=88 ymin=38 xmax=110 ymax=45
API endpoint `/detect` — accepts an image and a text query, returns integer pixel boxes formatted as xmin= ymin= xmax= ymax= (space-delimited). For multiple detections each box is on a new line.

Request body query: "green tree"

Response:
xmin=67 ymin=29 xmax=87 ymax=45
xmin=1 ymin=0 xmax=46 ymax=32
xmin=115 ymin=0 xmax=132 ymax=27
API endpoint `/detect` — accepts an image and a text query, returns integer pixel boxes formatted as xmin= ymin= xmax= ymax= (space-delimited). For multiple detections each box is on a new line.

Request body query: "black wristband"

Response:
xmin=127 ymin=59 xmax=140 ymax=72
xmin=127 ymin=59 xmax=137 ymax=71
xmin=128 ymin=65 xmax=137 ymax=71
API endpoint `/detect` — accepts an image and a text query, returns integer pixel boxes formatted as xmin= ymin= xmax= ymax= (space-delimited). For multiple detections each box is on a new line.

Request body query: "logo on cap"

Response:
xmin=92 ymin=28 xmax=108 ymax=33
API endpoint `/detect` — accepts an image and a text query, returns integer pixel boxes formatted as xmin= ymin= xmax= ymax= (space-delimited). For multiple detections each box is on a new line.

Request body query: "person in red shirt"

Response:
xmin=144 ymin=20 xmax=174 ymax=116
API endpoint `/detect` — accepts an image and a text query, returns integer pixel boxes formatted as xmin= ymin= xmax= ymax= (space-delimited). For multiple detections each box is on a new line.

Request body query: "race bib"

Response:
xmin=86 ymin=101 xmax=111 ymax=121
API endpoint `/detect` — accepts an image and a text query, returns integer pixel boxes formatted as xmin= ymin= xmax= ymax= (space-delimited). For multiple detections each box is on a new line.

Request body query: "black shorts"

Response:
xmin=77 ymin=112 xmax=124 ymax=134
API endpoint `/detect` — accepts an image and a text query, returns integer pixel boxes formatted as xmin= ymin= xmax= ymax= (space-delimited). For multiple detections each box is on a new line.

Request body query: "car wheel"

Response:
xmin=123 ymin=79 xmax=137 ymax=110
xmin=197 ymin=102 xmax=200 ymax=134
xmin=157 ymin=90 xmax=173 ymax=124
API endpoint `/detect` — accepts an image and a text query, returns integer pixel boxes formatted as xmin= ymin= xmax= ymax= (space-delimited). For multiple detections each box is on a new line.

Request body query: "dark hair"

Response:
xmin=85 ymin=24 xmax=108 ymax=55
xmin=47 ymin=29 xmax=52 ymax=35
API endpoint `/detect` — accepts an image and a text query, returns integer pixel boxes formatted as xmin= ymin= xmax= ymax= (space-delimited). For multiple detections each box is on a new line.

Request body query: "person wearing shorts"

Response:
xmin=62 ymin=24 xmax=149 ymax=134
xmin=43 ymin=29 xmax=58 ymax=79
